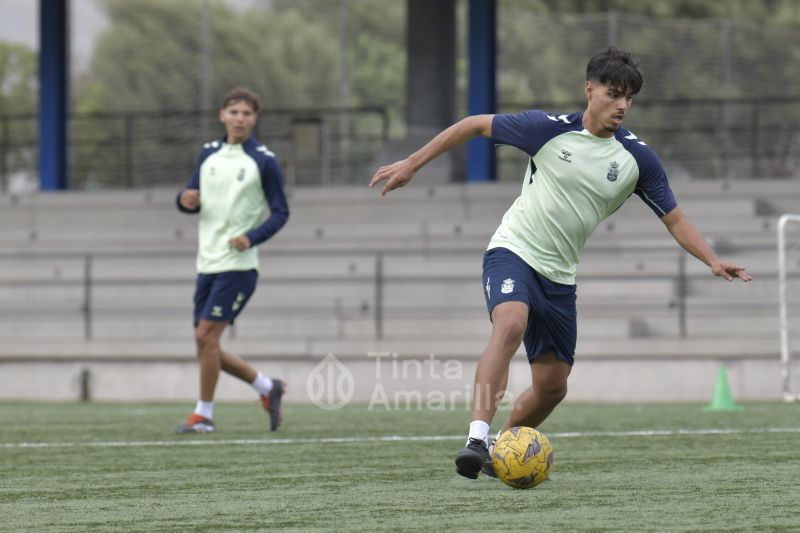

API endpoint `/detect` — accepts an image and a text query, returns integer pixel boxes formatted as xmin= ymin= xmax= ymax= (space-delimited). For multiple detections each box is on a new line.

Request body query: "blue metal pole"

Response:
xmin=467 ymin=0 xmax=496 ymax=182
xmin=39 ymin=0 xmax=69 ymax=190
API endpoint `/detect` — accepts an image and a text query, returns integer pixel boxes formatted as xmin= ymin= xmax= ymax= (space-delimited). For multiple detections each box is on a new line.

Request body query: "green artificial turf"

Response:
xmin=1 ymin=402 xmax=798 ymax=532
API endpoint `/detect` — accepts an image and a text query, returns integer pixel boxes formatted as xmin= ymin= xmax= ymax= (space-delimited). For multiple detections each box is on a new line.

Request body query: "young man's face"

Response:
xmin=219 ymin=100 xmax=257 ymax=144
xmin=584 ymin=81 xmax=633 ymax=137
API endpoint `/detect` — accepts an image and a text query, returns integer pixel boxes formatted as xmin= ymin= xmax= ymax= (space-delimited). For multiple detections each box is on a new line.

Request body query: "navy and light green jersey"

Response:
xmin=488 ymin=110 xmax=676 ymax=285
xmin=177 ymin=136 xmax=289 ymax=274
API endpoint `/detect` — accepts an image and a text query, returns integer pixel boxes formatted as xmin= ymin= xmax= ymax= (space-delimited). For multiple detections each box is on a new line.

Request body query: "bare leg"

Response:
xmin=221 ymin=349 xmax=257 ymax=384
xmin=503 ymin=351 xmax=571 ymax=430
xmin=471 ymin=301 xmax=528 ymax=423
xmin=194 ymin=320 xmax=228 ymax=402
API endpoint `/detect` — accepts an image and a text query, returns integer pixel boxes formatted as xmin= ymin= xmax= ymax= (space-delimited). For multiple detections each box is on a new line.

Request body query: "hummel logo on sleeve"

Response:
xmin=558 ymin=150 xmax=573 ymax=163
xmin=624 ymin=132 xmax=647 ymax=146
xmin=547 ymin=114 xmax=571 ymax=124
xmin=256 ymin=145 xmax=276 ymax=157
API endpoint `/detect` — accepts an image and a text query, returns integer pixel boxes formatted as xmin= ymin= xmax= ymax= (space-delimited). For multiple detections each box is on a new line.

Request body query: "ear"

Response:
xmin=218 ymin=108 xmax=226 ymax=123
xmin=584 ymin=80 xmax=593 ymax=101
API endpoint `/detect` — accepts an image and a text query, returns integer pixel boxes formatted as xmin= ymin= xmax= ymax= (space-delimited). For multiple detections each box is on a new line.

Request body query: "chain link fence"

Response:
xmin=0 ymin=1 xmax=798 ymax=189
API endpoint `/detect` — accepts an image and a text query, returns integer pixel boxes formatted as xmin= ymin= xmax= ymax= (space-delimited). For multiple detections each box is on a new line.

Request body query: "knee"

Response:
xmin=492 ymin=317 xmax=526 ymax=348
xmin=537 ymin=379 xmax=568 ymax=405
xmin=194 ymin=327 xmax=220 ymax=355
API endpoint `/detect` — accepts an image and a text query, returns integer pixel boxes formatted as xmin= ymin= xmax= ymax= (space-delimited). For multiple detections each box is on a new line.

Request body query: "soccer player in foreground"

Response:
xmin=369 ymin=47 xmax=752 ymax=479
xmin=176 ymin=87 xmax=290 ymax=433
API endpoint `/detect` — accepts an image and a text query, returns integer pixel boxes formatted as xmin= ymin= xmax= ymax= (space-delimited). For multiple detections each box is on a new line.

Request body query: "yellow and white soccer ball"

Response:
xmin=491 ymin=426 xmax=554 ymax=489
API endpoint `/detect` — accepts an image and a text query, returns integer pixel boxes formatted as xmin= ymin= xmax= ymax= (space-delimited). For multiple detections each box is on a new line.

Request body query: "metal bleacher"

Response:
xmin=0 ymin=179 xmax=798 ymax=401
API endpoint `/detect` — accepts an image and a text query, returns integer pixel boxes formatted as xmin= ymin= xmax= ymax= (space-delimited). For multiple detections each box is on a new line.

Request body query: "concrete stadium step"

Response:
xmin=287 ymin=336 xmax=780 ymax=358
xmin=0 ymin=275 xmax=683 ymax=311
xmin=686 ymin=277 xmax=798 ymax=299
xmin=3 ymin=183 xmax=778 ymax=243
xmin=377 ymin=316 xmax=632 ymax=339
xmin=0 ymin=256 xmax=87 ymax=281
xmin=275 ymin=220 xmax=497 ymax=244
xmin=89 ymin=255 xmax=378 ymax=280
xmin=0 ymin=286 xmax=84 ymax=305
xmin=87 ymin=285 xmax=373 ymax=309
xmin=577 ymin=255 xmax=682 ymax=277
xmin=0 ymin=324 xmax=788 ymax=359
xmin=271 ymin=233 xmax=491 ymax=251
xmin=0 ymin=339 xmax=309 ymax=359
xmin=0 ymin=318 xmax=85 ymax=339
xmin=632 ymin=314 xmax=800 ymax=338
xmin=575 ymin=336 xmax=779 ymax=358
xmin=0 ymin=313 xmax=644 ymax=343
xmin=590 ymin=213 xmax=774 ymax=239
xmin=668 ymin=178 xmax=800 ymax=199
xmin=382 ymin=255 xmax=481 ymax=277
xmin=89 ymin=315 xmax=371 ymax=340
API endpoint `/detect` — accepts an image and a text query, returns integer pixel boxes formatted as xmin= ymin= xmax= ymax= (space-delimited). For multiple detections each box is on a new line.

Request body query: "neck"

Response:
xmin=581 ymin=111 xmax=614 ymax=138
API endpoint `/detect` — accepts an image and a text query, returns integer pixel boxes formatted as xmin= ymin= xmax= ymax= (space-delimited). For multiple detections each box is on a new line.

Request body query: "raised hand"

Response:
xmin=711 ymin=261 xmax=752 ymax=282
xmin=369 ymin=159 xmax=415 ymax=197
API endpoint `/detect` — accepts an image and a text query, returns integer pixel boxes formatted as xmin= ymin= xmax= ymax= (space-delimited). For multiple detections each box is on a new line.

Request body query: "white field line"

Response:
xmin=2 ymin=427 xmax=800 ymax=450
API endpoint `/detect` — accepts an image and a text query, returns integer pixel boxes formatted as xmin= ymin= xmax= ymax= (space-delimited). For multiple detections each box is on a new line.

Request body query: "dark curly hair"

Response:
xmin=586 ymin=47 xmax=644 ymax=96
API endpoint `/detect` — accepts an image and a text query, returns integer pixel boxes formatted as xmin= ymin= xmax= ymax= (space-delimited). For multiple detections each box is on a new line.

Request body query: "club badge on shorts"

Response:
xmin=501 ymin=278 xmax=515 ymax=294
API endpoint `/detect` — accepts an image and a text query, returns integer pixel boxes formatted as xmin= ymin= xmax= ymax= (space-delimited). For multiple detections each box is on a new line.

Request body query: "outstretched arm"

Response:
xmin=369 ymin=114 xmax=494 ymax=196
xmin=661 ymin=207 xmax=752 ymax=282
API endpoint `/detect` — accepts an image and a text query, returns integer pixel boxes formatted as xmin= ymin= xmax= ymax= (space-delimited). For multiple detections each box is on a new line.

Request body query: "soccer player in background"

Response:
xmin=176 ymin=87 xmax=289 ymax=433
xmin=369 ymin=47 xmax=752 ymax=479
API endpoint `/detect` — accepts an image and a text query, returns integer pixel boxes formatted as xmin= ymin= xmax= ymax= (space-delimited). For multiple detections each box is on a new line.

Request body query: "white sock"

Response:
xmin=467 ymin=420 xmax=490 ymax=446
xmin=195 ymin=400 xmax=214 ymax=420
xmin=489 ymin=428 xmax=503 ymax=453
xmin=251 ymin=372 xmax=273 ymax=396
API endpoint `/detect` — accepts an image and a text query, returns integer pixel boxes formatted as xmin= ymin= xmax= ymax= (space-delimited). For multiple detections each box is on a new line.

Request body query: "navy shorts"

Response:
xmin=193 ymin=269 xmax=258 ymax=327
xmin=482 ymin=248 xmax=577 ymax=365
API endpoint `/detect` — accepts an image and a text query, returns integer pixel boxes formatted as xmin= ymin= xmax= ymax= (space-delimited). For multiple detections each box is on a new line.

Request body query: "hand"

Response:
xmin=229 ymin=235 xmax=252 ymax=251
xmin=180 ymin=189 xmax=200 ymax=210
xmin=369 ymin=159 xmax=415 ymax=196
xmin=711 ymin=261 xmax=752 ymax=282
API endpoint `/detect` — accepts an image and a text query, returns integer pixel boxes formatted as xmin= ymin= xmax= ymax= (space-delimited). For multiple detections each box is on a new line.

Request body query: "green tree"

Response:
xmin=72 ymin=0 xmax=343 ymax=187
xmin=0 ymin=42 xmax=37 ymax=188
xmin=0 ymin=42 xmax=37 ymax=114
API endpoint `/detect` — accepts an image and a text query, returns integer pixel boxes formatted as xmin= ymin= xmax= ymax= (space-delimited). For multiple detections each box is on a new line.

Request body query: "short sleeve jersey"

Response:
xmin=488 ymin=110 xmax=676 ymax=285
xmin=179 ymin=136 xmax=289 ymax=274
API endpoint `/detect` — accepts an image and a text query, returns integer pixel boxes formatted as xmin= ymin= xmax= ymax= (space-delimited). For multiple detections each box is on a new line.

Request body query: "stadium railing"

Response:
xmin=0 ymin=244 xmax=787 ymax=345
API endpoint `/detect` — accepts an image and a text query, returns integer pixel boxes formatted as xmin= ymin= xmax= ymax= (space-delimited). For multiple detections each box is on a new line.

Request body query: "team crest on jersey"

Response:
xmin=237 ymin=168 xmax=245 ymax=181
xmin=606 ymin=161 xmax=620 ymax=182
xmin=501 ymin=278 xmax=515 ymax=294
